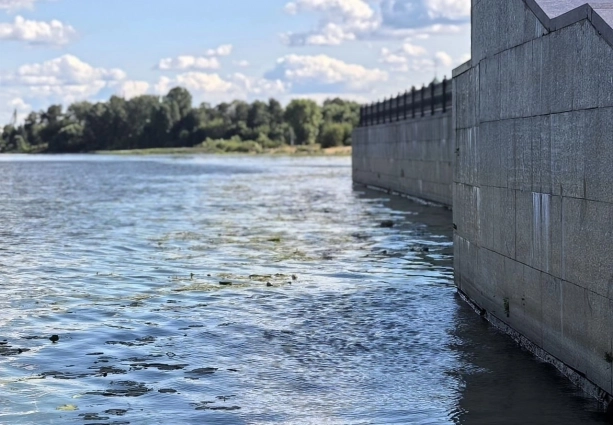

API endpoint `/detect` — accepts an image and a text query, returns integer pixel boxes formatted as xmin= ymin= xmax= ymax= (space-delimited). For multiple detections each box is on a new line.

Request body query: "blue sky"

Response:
xmin=0 ymin=0 xmax=471 ymax=123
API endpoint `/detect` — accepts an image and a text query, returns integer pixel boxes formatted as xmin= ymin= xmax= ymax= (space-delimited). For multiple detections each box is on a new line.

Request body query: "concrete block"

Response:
xmin=532 ymin=35 xmax=549 ymax=116
xmin=547 ymin=25 xmax=576 ymax=114
xmin=456 ymin=235 xmax=482 ymax=301
xmin=506 ymin=41 xmax=534 ymax=119
xmin=561 ymin=280 xmax=588 ymax=374
xmin=509 ymin=117 xmax=534 ymax=191
xmin=585 ymin=291 xmax=613 ymax=395
xmin=479 ymin=55 xmax=501 ymax=123
xmin=531 ymin=115 xmax=552 ymax=194
xmin=505 ymin=259 xmax=543 ymax=347
xmin=477 ymin=247 xmax=507 ymax=317
xmin=573 ymin=20 xmax=601 ymax=111
xmin=454 ymin=182 xmax=480 ymax=242
xmin=550 ymin=111 xmax=585 ymax=198
xmin=562 ymin=197 xmax=613 ymax=298
xmin=584 ymin=107 xmax=613 ymax=204
xmin=471 ymin=0 xmax=489 ymax=63
xmin=478 ymin=185 xmax=496 ymax=251
xmin=478 ymin=120 xmax=510 ymax=188
xmin=497 ymin=187 xmax=517 ymax=259
xmin=478 ymin=186 xmax=516 ymax=258
xmin=456 ymin=67 xmax=478 ymax=129
xmin=597 ymin=13 xmax=613 ymax=108
xmin=515 ymin=190 xmax=536 ymax=268
xmin=541 ymin=272 xmax=564 ymax=356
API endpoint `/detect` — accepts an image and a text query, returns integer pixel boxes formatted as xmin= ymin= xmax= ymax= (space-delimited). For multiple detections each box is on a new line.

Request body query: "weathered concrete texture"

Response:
xmin=352 ymin=113 xmax=454 ymax=206
xmin=455 ymin=0 xmax=613 ymax=402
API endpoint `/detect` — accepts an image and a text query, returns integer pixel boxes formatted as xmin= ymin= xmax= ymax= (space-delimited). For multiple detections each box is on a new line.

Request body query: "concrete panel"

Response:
xmin=479 ymin=55 xmax=500 ymax=123
xmin=510 ymin=117 xmax=534 ymax=191
xmin=561 ymin=280 xmax=588 ymax=374
xmin=585 ymin=291 xmax=613 ymax=395
xmin=584 ymin=108 xmax=613 ymax=204
xmin=532 ymin=115 xmax=552 ymax=194
xmin=550 ymin=111 xmax=585 ymax=198
xmin=547 ymin=25 xmax=577 ymax=114
xmin=573 ymin=20 xmax=601 ymax=110
xmin=477 ymin=247 xmax=507 ymax=317
xmin=478 ymin=186 xmax=516 ymax=258
xmin=561 ymin=197 xmax=613 ymax=298
xmin=541 ymin=272 xmax=564 ymax=358
xmin=505 ymin=259 xmax=543 ymax=347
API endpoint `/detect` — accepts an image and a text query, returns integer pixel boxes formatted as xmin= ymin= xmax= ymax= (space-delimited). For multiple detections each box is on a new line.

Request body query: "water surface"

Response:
xmin=0 ymin=155 xmax=607 ymax=424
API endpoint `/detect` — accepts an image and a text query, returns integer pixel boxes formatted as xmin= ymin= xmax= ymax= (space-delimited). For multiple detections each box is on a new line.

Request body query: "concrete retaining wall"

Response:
xmin=454 ymin=0 xmax=613 ymax=400
xmin=352 ymin=113 xmax=454 ymax=206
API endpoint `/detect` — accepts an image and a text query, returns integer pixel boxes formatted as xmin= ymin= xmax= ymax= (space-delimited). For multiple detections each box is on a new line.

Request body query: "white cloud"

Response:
xmin=156 ymin=72 xmax=233 ymax=95
xmin=283 ymin=0 xmax=469 ymax=46
xmin=434 ymin=51 xmax=453 ymax=67
xmin=231 ymin=73 xmax=288 ymax=97
xmin=379 ymin=47 xmax=409 ymax=72
xmin=379 ymin=42 xmax=428 ymax=72
xmin=379 ymin=45 xmax=465 ymax=75
xmin=424 ymin=0 xmax=470 ymax=20
xmin=269 ymin=54 xmax=387 ymax=91
xmin=157 ymin=56 xmax=220 ymax=71
xmin=206 ymin=44 xmax=233 ymax=56
xmin=154 ymin=72 xmax=288 ymax=104
xmin=1 ymin=54 xmax=126 ymax=104
xmin=233 ymin=60 xmax=250 ymax=67
xmin=402 ymin=42 xmax=427 ymax=56
xmin=116 ymin=80 xmax=150 ymax=99
xmin=284 ymin=0 xmax=375 ymax=22
xmin=9 ymin=97 xmax=30 ymax=110
xmin=0 ymin=15 xmax=76 ymax=45
xmin=282 ymin=0 xmax=378 ymax=46
xmin=0 ymin=0 xmax=38 ymax=11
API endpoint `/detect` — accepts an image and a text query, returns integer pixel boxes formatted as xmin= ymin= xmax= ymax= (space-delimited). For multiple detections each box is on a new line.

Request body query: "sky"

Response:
xmin=0 ymin=0 xmax=471 ymax=124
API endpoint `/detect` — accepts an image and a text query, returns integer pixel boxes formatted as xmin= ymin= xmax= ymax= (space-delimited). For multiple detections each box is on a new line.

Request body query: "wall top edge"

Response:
xmin=452 ymin=60 xmax=472 ymax=78
xmin=526 ymin=0 xmax=613 ymax=43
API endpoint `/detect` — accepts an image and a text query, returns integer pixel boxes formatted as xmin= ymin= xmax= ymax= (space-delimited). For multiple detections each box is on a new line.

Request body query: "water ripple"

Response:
xmin=0 ymin=155 xmax=607 ymax=424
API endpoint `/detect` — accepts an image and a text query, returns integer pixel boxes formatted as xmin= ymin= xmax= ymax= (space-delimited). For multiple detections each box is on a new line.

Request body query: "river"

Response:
xmin=0 ymin=155 xmax=607 ymax=424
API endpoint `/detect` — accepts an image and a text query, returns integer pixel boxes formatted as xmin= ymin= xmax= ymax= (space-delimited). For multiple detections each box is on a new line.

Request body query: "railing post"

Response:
xmin=442 ymin=77 xmax=447 ymax=113
xmin=375 ymin=102 xmax=380 ymax=124
xmin=404 ymin=90 xmax=408 ymax=120
xmin=421 ymin=85 xmax=425 ymax=117
xmin=396 ymin=93 xmax=400 ymax=121
xmin=431 ymin=82 xmax=435 ymax=115
xmin=411 ymin=86 xmax=416 ymax=119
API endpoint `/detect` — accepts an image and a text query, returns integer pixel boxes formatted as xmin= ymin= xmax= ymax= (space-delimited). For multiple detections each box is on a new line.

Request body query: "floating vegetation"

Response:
xmin=56 ymin=404 xmax=79 ymax=411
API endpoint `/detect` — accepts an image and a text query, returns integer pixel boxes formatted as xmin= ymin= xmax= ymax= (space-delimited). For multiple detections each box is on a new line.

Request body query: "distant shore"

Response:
xmin=94 ymin=145 xmax=352 ymax=156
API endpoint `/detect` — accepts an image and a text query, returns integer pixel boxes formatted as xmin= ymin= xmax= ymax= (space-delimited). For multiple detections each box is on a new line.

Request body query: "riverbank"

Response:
xmin=94 ymin=145 xmax=352 ymax=156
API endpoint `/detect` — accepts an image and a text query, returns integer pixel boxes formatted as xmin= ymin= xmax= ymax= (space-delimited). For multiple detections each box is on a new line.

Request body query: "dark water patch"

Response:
xmin=86 ymin=381 xmax=152 ymax=397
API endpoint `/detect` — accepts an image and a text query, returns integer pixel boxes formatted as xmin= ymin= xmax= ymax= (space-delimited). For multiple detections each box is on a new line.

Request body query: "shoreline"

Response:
xmin=92 ymin=145 xmax=352 ymax=156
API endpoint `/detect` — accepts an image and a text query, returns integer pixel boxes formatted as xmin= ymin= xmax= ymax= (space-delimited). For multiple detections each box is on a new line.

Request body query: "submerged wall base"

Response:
xmin=458 ymin=289 xmax=612 ymax=409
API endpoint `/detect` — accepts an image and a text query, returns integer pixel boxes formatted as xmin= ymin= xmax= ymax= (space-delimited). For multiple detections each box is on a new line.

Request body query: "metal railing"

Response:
xmin=358 ymin=77 xmax=452 ymax=127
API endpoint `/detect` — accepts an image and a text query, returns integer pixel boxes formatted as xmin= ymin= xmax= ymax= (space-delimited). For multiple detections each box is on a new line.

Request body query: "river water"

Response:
xmin=0 ymin=155 xmax=607 ymax=425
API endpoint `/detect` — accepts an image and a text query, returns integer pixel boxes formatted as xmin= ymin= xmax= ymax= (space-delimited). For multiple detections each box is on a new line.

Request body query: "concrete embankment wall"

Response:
xmin=352 ymin=113 xmax=454 ymax=206
xmin=454 ymin=0 xmax=613 ymax=399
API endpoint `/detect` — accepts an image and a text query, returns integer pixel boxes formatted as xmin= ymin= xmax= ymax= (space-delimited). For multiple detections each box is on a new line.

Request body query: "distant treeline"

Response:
xmin=0 ymin=87 xmax=361 ymax=153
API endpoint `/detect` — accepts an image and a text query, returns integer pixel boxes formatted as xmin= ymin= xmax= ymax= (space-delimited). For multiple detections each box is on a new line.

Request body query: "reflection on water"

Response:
xmin=0 ymin=155 xmax=607 ymax=424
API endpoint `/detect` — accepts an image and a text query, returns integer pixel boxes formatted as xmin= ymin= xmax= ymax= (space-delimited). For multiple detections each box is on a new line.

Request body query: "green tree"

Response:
xmin=284 ymin=99 xmax=322 ymax=145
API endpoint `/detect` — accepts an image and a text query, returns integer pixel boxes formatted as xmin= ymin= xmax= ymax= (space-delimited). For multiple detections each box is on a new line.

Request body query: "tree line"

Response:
xmin=0 ymin=87 xmax=360 ymax=153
